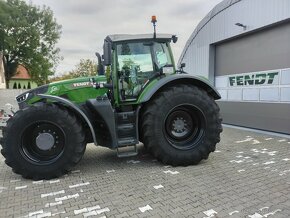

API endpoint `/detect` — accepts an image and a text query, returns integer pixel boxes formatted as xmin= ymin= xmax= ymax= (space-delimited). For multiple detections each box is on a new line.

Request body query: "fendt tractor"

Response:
xmin=1 ymin=17 xmax=222 ymax=179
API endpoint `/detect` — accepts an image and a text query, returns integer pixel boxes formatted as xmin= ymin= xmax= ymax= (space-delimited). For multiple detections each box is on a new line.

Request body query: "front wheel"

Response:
xmin=141 ymin=84 xmax=222 ymax=166
xmin=1 ymin=104 xmax=86 ymax=179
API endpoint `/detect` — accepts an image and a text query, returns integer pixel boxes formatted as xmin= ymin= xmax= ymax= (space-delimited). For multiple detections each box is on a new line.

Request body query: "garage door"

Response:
xmin=215 ymin=21 xmax=290 ymax=134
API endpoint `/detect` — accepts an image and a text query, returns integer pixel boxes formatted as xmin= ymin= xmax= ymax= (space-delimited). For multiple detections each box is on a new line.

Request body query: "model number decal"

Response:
xmin=72 ymin=81 xmax=107 ymax=88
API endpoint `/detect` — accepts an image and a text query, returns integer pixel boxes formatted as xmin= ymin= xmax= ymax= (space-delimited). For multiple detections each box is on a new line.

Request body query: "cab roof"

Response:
xmin=106 ymin=34 xmax=174 ymax=42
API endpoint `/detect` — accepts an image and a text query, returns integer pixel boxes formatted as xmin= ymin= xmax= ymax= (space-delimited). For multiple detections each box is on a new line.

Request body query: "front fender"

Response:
xmin=37 ymin=94 xmax=98 ymax=146
xmin=138 ymin=74 xmax=221 ymax=103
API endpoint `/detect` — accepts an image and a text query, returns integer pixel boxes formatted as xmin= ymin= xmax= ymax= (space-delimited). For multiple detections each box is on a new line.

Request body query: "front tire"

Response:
xmin=1 ymin=104 xmax=86 ymax=180
xmin=141 ymin=84 xmax=222 ymax=166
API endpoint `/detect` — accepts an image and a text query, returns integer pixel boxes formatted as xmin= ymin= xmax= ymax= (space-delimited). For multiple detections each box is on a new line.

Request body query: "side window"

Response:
xmin=154 ymin=43 xmax=172 ymax=69
xmin=116 ymin=42 xmax=154 ymax=100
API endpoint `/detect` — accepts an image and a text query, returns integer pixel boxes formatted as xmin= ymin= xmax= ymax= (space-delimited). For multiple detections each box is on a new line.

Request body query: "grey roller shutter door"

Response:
xmin=215 ymin=21 xmax=290 ymax=76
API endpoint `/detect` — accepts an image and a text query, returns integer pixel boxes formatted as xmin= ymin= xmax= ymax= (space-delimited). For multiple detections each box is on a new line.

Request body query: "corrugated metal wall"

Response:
xmin=178 ymin=0 xmax=290 ymax=82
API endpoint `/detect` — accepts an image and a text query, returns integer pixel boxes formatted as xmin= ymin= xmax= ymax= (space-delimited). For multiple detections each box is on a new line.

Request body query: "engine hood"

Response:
xmin=16 ymin=75 xmax=108 ymax=108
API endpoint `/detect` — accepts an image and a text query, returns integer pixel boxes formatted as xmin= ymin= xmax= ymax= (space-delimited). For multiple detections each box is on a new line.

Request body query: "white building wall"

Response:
xmin=0 ymin=53 xmax=6 ymax=89
xmin=179 ymin=0 xmax=290 ymax=81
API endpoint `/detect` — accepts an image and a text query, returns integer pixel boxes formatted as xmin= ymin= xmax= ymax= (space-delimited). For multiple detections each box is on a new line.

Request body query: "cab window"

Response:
xmin=116 ymin=42 xmax=154 ymax=100
xmin=117 ymin=43 xmax=153 ymax=73
xmin=154 ymin=43 xmax=172 ymax=69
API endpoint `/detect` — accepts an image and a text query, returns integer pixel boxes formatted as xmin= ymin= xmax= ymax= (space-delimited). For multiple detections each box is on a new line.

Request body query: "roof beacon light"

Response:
xmin=151 ymin=15 xmax=157 ymax=39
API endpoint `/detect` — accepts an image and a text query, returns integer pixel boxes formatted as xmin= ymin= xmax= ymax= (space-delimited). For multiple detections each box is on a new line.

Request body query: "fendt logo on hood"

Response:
xmin=229 ymin=72 xmax=279 ymax=87
xmin=72 ymin=82 xmax=93 ymax=88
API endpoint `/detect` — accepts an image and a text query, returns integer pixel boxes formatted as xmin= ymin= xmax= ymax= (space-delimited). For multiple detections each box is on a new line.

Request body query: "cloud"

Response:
xmin=26 ymin=0 xmax=223 ymax=75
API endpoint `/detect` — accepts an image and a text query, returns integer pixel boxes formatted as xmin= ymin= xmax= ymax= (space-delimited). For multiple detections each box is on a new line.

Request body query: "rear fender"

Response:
xmin=138 ymin=74 xmax=220 ymax=103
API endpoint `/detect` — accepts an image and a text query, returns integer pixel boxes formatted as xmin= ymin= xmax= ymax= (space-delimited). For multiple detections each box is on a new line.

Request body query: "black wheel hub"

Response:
xmin=21 ymin=122 xmax=65 ymax=164
xmin=164 ymin=105 xmax=206 ymax=150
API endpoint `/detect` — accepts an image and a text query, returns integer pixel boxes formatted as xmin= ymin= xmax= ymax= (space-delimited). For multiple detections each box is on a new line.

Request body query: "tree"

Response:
xmin=0 ymin=0 xmax=62 ymax=87
xmin=69 ymin=59 xmax=98 ymax=77
xmin=49 ymin=59 xmax=97 ymax=82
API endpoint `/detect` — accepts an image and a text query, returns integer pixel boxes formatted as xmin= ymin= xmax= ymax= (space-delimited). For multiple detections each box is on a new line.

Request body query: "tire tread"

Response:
xmin=141 ymin=84 xmax=222 ymax=166
xmin=1 ymin=103 xmax=86 ymax=180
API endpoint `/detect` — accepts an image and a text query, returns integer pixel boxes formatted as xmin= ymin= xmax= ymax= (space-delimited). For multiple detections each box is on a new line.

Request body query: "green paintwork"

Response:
xmin=137 ymin=78 xmax=159 ymax=103
xmin=111 ymin=49 xmax=119 ymax=106
xmin=27 ymin=76 xmax=108 ymax=105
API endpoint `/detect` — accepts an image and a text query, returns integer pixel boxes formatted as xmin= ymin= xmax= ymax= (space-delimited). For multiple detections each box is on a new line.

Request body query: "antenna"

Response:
xmin=151 ymin=15 xmax=157 ymax=39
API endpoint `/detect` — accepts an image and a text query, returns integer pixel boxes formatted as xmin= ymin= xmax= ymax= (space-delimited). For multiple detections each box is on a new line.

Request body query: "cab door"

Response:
xmin=116 ymin=41 xmax=155 ymax=101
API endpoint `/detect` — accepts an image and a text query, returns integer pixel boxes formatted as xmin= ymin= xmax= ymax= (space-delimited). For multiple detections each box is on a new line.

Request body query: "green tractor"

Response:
xmin=1 ymin=18 xmax=222 ymax=179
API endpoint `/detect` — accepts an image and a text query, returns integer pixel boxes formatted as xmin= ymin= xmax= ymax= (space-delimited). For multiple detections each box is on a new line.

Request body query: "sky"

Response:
xmin=26 ymin=0 xmax=223 ymax=76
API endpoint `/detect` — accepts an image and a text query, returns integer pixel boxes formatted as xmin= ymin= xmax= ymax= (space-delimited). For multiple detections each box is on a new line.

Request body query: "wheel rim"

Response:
xmin=21 ymin=121 xmax=65 ymax=165
xmin=164 ymin=104 xmax=206 ymax=150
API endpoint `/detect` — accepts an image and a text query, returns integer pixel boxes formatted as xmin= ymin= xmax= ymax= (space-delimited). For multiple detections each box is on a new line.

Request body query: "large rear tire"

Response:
xmin=1 ymin=103 xmax=86 ymax=180
xmin=141 ymin=84 xmax=222 ymax=166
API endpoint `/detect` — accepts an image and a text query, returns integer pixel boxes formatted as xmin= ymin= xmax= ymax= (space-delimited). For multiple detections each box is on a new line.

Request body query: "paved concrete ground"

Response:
xmin=0 ymin=127 xmax=290 ymax=218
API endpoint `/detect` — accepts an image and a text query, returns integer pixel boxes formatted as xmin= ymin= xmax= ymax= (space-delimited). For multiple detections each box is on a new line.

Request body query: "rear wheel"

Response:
xmin=141 ymin=84 xmax=222 ymax=166
xmin=1 ymin=103 xmax=86 ymax=179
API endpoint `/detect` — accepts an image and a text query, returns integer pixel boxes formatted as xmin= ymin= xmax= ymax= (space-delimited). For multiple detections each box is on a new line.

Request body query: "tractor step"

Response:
xmin=116 ymin=111 xmax=138 ymax=147
xmin=117 ymin=145 xmax=138 ymax=158
xmin=117 ymin=123 xmax=134 ymax=130
xmin=118 ymin=138 xmax=138 ymax=146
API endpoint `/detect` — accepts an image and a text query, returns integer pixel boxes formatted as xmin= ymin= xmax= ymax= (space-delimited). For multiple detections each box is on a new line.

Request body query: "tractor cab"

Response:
xmin=97 ymin=33 xmax=178 ymax=103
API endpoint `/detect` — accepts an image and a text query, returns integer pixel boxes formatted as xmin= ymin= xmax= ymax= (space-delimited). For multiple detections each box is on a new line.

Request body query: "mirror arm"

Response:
xmin=176 ymin=63 xmax=187 ymax=74
xmin=103 ymin=39 xmax=112 ymax=66
xmin=95 ymin=52 xmax=104 ymax=75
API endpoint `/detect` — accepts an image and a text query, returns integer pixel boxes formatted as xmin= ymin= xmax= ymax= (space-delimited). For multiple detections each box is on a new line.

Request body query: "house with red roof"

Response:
xmin=8 ymin=65 xmax=37 ymax=89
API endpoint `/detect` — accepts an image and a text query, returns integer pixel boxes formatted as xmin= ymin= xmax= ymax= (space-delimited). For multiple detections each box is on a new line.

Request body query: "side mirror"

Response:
xmin=176 ymin=63 xmax=187 ymax=74
xmin=95 ymin=52 xmax=104 ymax=75
xmin=103 ymin=40 xmax=112 ymax=66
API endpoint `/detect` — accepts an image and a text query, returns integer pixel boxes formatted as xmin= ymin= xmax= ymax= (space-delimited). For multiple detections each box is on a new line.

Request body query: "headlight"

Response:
xmin=15 ymin=85 xmax=49 ymax=104
xmin=16 ymin=92 xmax=30 ymax=103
